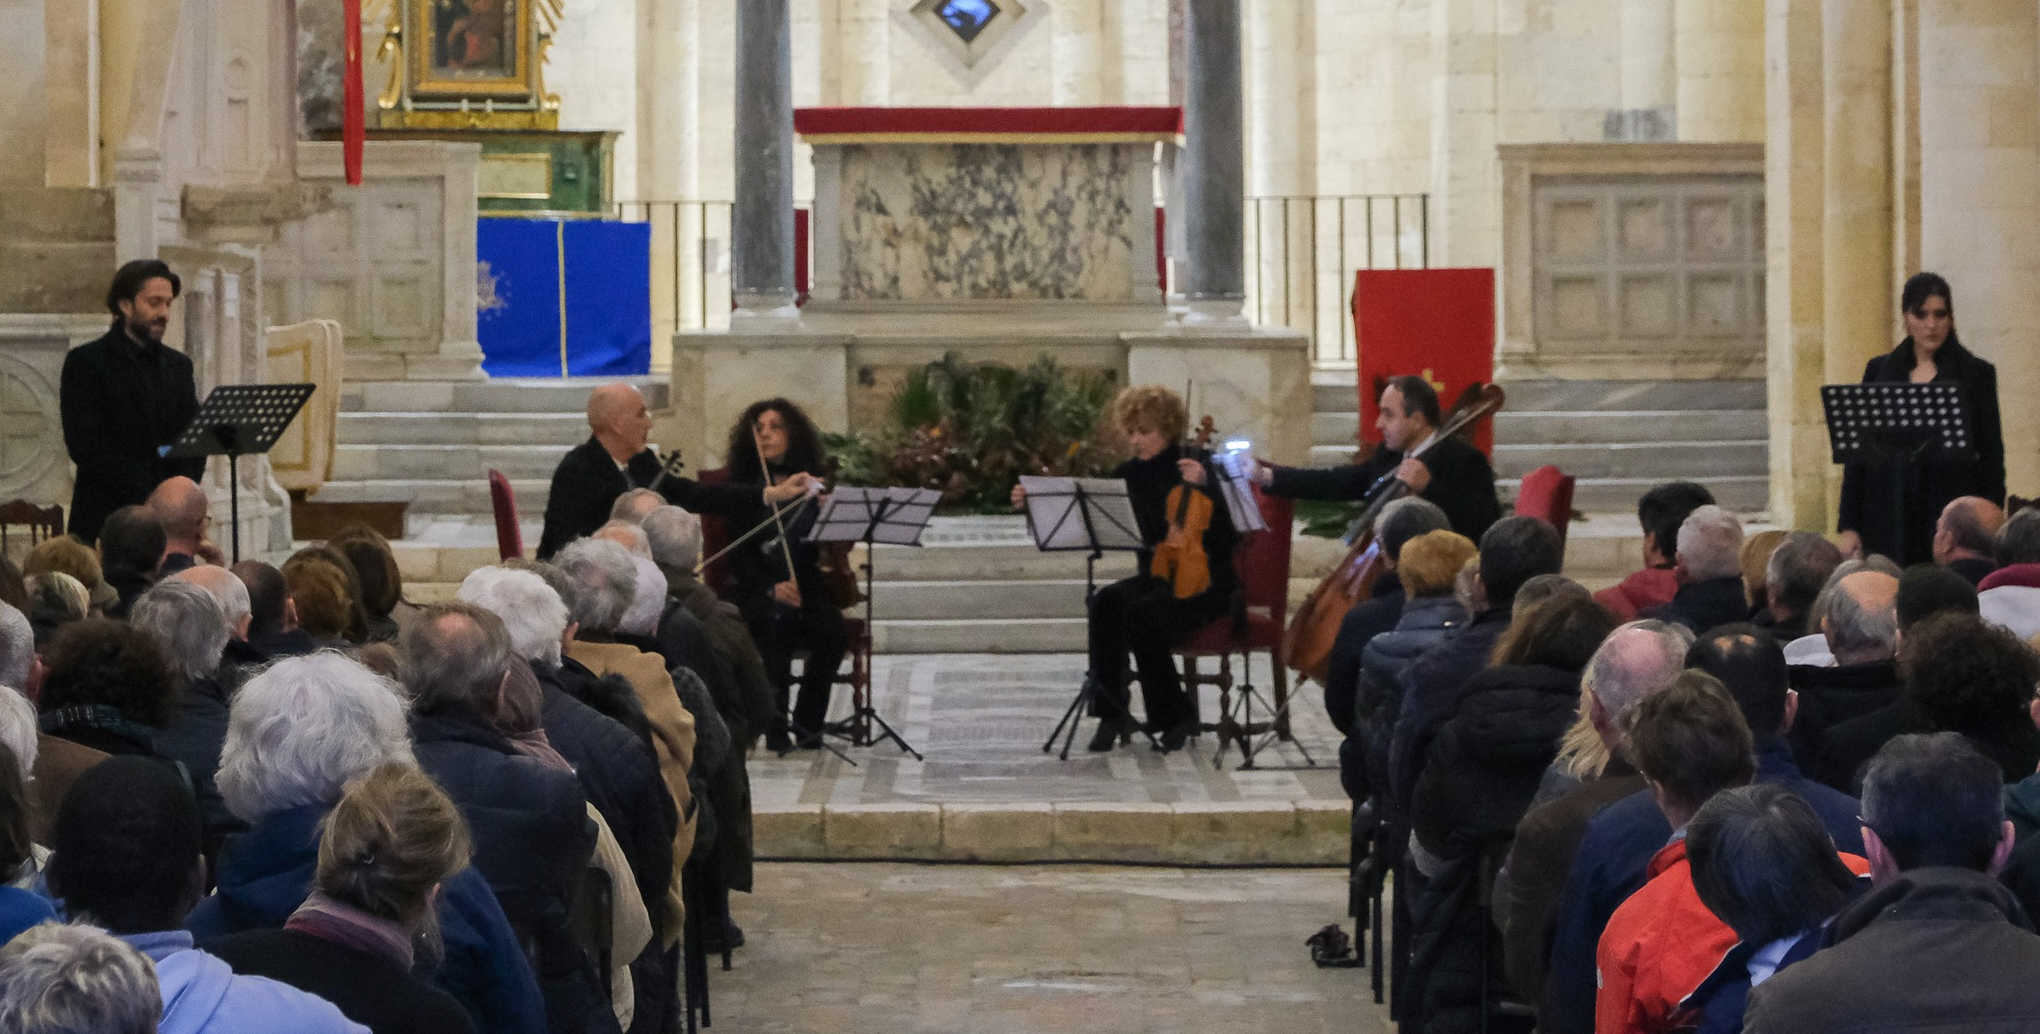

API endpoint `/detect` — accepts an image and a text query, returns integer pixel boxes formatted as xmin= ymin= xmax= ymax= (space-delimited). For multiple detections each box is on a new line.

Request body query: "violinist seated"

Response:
xmin=1248 ymin=374 xmax=1501 ymax=543
xmin=1013 ymin=385 xmax=1239 ymax=753
xmin=536 ymin=381 xmax=816 ymax=560
xmin=719 ymin=398 xmax=847 ymax=752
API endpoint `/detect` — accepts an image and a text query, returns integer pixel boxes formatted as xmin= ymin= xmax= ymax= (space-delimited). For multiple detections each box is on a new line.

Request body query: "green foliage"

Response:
xmin=832 ymin=351 xmax=1120 ymax=513
xmin=1293 ymin=498 xmax=1365 ymax=539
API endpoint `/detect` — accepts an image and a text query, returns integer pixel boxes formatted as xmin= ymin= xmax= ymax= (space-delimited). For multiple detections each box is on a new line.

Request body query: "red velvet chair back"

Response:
xmin=1513 ymin=464 xmax=1576 ymax=554
xmin=487 ymin=470 xmax=523 ymax=560
xmin=695 ymin=466 xmax=735 ymax=594
xmin=1238 ymin=483 xmax=1296 ymax=632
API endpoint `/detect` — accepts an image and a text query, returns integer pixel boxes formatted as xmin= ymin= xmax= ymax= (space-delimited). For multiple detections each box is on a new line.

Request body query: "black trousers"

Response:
xmin=740 ymin=596 xmax=848 ymax=737
xmin=1087 ymin=574 xmax=1228 ymax=730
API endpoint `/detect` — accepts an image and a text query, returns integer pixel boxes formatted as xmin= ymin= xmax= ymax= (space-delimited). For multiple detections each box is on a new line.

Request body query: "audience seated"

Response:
xmin=398 ymin=603 xmax=611 ymax=1034
xmin=1593 ymin=672 xmax=1764 ymax=1034
xmin=23 ymin=572 xmax=88 ymax=648
xmin=0 ymin=688 xmax=46 ymax=878
xmin=1759 ymin=532 xmax=1843 ymax=642
xmin=1681 ymin=784 xmax=1869 ymax=1033
xmin=128 ymin=580 xmax=239 ymax=843
xmin=1738 ymin=529 xmax=1788 ymax=622
xmin=206 ymin=764 xmax=478 ymax=1034
xmin=0 ymin=742 xmax=56 ymax=942
xmin=1388 ymin=516 xmax=1566 ymax=814
xmin=551 ymin=539 xmax=698 ymax=924
xmin=144 ymin=477 xmax=216 ymax=576
xmin=171 ymin=565 xmax=266 ymax=675
xmin=192 ymin=653 xmax=544 ymax=1034
xmin=327 ymin=525 xmax=409 ymax=643
xmin=282 ymin=548 xmax=367 ymax=647
xmin=1497 ymin=621 xmax=1688 ymax=1005
xmin=1596 ymin=482 xmax=1716 ymax=621
xmin=1653 ymin=505 xmax=1748 ymax=635
xmin=1542 ymin=628 xmax=1866 ymax=1034
xmin=46 ymin=756 xmax=368 ymax=1033
xmin=230 ymin=561 xmax=316 ymax=659
xmin=1351 ymin=530 xmax=1476 ymax=806
xmin=609 ymin=488 xmax=665 ymax=526
xmin=1322 ymin=498 xmax=1454 ymax=737
xmin=1935 ymin=496 xmax=2004 ymax=587
xmin=96 ymin=506 xmax=165 ymax=619
xmin=24 ymin=536 xmax=113 ymax=617
xmin=1786 ymin=569 xmax=1901 ymax=761
xmin=1744 ymin=734 xmax=2040 ymax=1033
xmin=0 ymin=922 xmax=164 ymax=1034
xmin=1400 ymin=587 xmax=1616 ymax=1032
xmin=1979 ymin=507 xmax=2040 ymax=640
xmin=1825 ymin=613 xmax=2040 ymax=793
xmin=36 ymin=619 xmax=183 ymax=774
xmin=644 ymin=505 xmax=778 ymax=746
xmin=1780 ymin=556 xmax=1903 ymax=665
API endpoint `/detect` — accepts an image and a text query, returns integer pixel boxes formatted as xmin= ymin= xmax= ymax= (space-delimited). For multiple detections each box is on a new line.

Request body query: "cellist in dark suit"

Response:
xmin=1013 ymin=386 xmax=1238 ymax=753
xmin=1252 ymin=375 xmax=1501 ymax=541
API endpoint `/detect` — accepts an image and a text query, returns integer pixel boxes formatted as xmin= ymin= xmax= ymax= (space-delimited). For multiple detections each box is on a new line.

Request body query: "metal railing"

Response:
xmin=1243 ymin=194 xmax=1429 ymax=364
xmin=618 ymin=192 xmax=1429 ymax=367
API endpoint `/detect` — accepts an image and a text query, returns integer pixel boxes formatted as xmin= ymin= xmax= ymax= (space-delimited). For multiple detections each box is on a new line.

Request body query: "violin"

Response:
xmin=1150 ymin=416 xmax=1218 ymax=600
xmin=645 ymin=448 xmax=686 ymax=493
xmin=1281 ymin=383 xmax=1506 ymax=684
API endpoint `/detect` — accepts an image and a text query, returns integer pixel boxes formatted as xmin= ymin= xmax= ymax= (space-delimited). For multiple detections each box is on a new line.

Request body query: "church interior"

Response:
xmin=3 ymin=1 xmax=2040 ymax=1032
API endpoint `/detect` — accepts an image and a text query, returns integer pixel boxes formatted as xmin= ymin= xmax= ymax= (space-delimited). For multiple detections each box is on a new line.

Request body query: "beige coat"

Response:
xmin=567 ymin=638 xmax=696 ymax=932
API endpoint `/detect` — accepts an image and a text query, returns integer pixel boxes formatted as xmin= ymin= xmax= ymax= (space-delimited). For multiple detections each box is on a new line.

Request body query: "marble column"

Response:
xmin=731 ymin=0 xmax=798 ymax=324
xmin=1918 ymin=0 xmax=2040 ymax=494
xmin=1764 ymin=0 xmax=1831 ymax=528
xmin=1620 ymin=0 xmax=1677 ymax=125
xmin=1181 ymin=0 xmax=1245 ymax=323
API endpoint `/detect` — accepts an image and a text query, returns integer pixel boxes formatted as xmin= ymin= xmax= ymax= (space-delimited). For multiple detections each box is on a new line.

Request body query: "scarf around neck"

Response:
xmin=286 ymin=889 xmax=416 ymax=974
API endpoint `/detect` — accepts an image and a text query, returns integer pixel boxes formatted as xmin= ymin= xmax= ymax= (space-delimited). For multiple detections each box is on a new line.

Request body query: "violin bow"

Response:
xmin=753 ymin=425 xmax=801 ymax=585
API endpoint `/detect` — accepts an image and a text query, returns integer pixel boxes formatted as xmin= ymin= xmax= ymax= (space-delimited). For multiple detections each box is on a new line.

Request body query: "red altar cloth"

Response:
xmin=793 ymin=106 xmax=1183 ymax=143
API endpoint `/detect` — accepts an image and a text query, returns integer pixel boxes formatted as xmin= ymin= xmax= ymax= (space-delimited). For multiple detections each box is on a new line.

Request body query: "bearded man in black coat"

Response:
xmin=60 ymin=261 xmax=206 ymax=545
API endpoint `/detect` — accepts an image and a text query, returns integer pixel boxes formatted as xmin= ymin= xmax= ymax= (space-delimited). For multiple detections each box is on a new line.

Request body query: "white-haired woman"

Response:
xmin=188 ymin=653 xmax=545 ymax=1034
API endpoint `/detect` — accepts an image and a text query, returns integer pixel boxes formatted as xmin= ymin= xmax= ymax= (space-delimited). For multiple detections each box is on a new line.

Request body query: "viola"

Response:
xmin=1282 ymin=383 xmax=1506 ymax=684
xmin=1150 ymin=416 xmax=1218 ymax=600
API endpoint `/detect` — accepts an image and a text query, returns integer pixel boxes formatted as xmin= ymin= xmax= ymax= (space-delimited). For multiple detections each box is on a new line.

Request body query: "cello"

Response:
xmin=1281 ymin=383 xmax=1506 ymax=685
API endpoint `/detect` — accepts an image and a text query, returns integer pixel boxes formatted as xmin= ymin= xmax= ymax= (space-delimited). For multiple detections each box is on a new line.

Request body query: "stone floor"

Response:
xmin=717 ymin=862 xmax=1388 ymax=1034
xmin=750 ymin=652 xmax=1346 ymax=811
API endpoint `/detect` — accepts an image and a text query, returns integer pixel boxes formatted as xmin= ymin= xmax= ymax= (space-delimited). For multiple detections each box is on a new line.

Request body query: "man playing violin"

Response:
xmin=536 ymin=382 xmax=815 ymax=560
xmin=1014 ymin=385 xmax=1239 ymax=753
xmin=1247 ymin=375 xmax=1500 ymax=541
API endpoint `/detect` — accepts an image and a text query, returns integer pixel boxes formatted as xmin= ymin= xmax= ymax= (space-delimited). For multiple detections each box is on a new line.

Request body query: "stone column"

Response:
xmin=731 ymin=0 xmax=798 ymax=325
xmin=1764 ymin=0 xmax=1831 ymax=527
xmin=1918 ymin=0 xmax=2040 ymax=494
xmin=1619 ymin=0 xmax=1677 ymax=138
xmin=1676 ymin=0 xmax=1767 ymax=142
xmin=1819 ymin=0 xmax=1892 ymax=388
xmin=1181 ymin=0 xmax=1245 ymax=323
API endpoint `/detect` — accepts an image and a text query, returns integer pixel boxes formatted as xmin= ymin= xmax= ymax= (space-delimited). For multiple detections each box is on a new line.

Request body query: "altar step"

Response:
xmin=312 ymin=377 xmax=667 ymax=516
xmin=1307 ymin=370 xmax=1770 ymax=513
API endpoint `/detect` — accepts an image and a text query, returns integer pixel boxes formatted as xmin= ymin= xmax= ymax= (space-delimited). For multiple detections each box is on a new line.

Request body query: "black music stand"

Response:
xmin=1020 ymin=476 xmax=1160 ymax=759
xmin=807 ymin=486 xmax=939 ymax=759
xmin=1821 ymin=382 xmax=1975 ymax=561
xmin=167 ymin=383 xmax=316 ymax=564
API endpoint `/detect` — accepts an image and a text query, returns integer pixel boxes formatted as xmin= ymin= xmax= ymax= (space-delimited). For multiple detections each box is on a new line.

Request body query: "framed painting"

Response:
xmin=410 ymin=0 xmax=532 ymax=97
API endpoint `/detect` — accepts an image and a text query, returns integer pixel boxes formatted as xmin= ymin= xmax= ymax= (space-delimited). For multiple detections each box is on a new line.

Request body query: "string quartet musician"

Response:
xmin=1013 ymin=386 xmax=1239 ymax=753
xmin=535 ymin=382 xmax=814 ymax=560
xmin=719 ymin=398 xmax=846 ymax=751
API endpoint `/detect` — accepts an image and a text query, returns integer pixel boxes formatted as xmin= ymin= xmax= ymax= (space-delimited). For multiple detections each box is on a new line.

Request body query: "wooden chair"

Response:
xmin=0 ymin=501 xmax=63 ymax=557
xmin=1176 ymin=480 xmax=1307 ymax=769
xmin=486 ymin=470 xmax=524 ymax=560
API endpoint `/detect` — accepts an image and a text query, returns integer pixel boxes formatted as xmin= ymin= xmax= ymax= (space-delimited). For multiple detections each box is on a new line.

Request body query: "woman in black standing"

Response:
xmin=1837 ymin=272 xmax=2005 ymax=566
xmin=722 ymin=398 xmax=847 ymax=750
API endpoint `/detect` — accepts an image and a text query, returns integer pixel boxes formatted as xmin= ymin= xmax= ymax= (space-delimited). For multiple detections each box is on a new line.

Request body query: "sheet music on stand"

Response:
xmin=806 ymin=487 xmax=942 ymax=546
xmin=1820 ymin=382 xmax=1976 ymax=465
xmin=1209 ymin=443 xmax=1268 ymax=534
xmin=1019 ymin=476 xmax=1144 ymax=552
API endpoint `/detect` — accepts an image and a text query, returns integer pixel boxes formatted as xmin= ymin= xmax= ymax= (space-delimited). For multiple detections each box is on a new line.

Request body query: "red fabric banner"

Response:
xmin=793 ymin=106 xmax=1183 ymax=138
xmin=1352 ymin=268 xmax=1497 ymax=455
xmin=342 ymin=0 xmax=364 ymax=186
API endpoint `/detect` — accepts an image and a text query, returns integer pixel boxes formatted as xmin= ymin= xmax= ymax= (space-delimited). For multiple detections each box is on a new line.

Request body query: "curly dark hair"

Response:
xmin=40 ymin=618 xmax=178 ymax=728
xmin=1903 ymin=613 xmax=2040 ymax=742
xmin=723 ymin=398 xmax=826 ymax=482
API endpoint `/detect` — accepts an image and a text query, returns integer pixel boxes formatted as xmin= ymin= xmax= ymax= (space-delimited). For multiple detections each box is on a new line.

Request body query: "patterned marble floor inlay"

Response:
xmin=749 ymin=653 xmax=1347 ymax=809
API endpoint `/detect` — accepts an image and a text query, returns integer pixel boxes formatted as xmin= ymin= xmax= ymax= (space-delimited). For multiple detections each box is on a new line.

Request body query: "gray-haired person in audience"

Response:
xmin=0 ymin=922 xmax=163 ymax=1034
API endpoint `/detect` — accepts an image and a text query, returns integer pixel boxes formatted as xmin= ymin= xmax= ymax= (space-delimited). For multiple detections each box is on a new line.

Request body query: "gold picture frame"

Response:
xmin=411 ymin=0 xmax=531 ymax=98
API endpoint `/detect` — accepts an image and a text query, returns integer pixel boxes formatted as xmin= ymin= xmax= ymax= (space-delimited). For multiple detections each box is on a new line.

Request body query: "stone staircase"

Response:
xmin=313 ymin=377 xmax=668 ymax=517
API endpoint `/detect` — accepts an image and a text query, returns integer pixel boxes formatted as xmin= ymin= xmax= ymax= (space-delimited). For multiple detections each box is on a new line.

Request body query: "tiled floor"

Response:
xmin=748 ymin=652 xmax=1349 ymax=811
xmin=718 ymin=862 xmax=1387 ymax=1034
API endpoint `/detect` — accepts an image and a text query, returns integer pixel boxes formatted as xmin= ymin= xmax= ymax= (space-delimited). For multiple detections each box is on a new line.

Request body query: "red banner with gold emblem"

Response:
xmin=1352 ymin=268 xmax=1497 ymax=455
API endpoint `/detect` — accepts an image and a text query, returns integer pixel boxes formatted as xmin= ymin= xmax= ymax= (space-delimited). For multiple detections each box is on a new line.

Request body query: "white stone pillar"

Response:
xmin=1918 ymin=0 xmax=2040 ymax=494
xmin=1429 ymin=0 xmax=1500 ymax=268
xmin=1621 ymin=0 xmax=1678 ymax=114
xmin=1765 ymin=0 xmax=1832 ymax=527
xmin=1676 ymin=0 xmax=1766 ymax=142
xmin=1820 ymin=0 xmax=1893 ymax=388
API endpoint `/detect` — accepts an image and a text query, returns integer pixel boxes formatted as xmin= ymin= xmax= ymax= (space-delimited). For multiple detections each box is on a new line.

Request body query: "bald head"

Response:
xmin=174 ymin=564 xmax=252 ymax=639
xmin=587 ymin=382 xmax=651 ymax=464
xmin=1824 ymin=570 xmax=1900 ymax=664
xmin=1935 ymin=496 xmax=2004 ymax=564
xmin=146 ymin=476 xmax=209 ymax=548
xmin=1583 ymin=620 xmax=1696 ymax=746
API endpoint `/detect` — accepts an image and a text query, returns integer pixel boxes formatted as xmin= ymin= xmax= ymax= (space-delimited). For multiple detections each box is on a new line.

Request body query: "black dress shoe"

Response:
xmin=1155 ymin=721 xmax=1194 ymax=753
xmin=1088 ymin=714 xmax=1136 ymax=752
